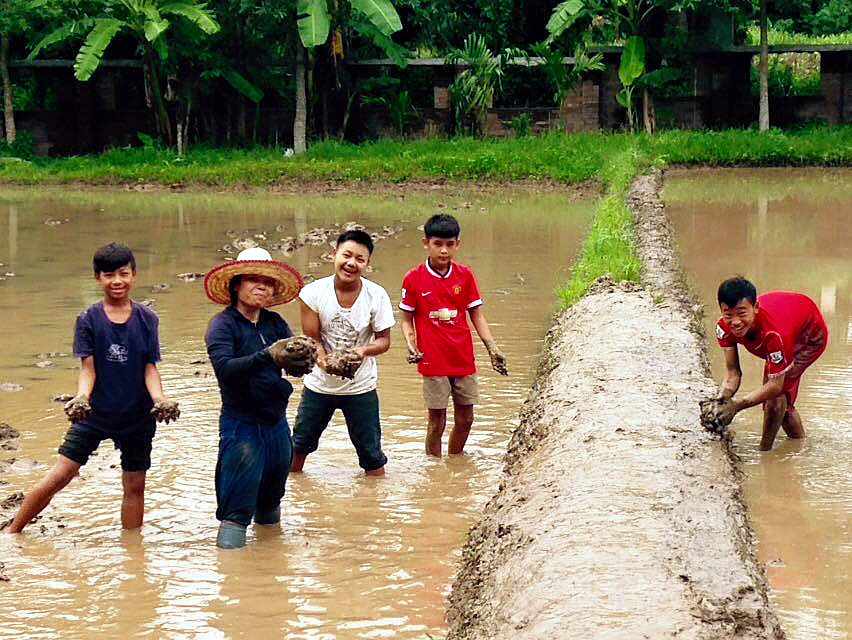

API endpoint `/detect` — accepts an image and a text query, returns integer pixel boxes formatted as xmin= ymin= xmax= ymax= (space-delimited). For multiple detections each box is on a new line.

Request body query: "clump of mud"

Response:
xmin=445 ymin=172 xmax=783 ymax=639
xmin=325 ymin=349 xmax=363 ymax=379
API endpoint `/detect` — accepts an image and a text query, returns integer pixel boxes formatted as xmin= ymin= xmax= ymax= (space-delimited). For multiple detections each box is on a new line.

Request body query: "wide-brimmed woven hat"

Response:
xmin=204 ymin=247 xmax=303 ymax=306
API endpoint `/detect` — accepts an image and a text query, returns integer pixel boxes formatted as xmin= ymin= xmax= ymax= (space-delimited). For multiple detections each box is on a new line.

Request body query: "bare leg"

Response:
xmin=426 ymin=408 xmax=447 ymax=457
xmin=448 ymin=404 xmax=474 ymax=455
xmin=760 ymin=394 xmax=788 ymax=451
xmin=365 ymin=466 xmax=385 ymax=476
xmin=781 ymin=405 xmax=806 ymax=439
xmin=121 ymin=471 xmax=146 ymax=530
xmin=290 ymin=452 xmax=307 ymax=472
xmin=7 ymin=456 xmax=80 ymax=533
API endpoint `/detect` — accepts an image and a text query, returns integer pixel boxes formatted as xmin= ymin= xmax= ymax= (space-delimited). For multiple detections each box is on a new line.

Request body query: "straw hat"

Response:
xmin=204 ymin=247 xmax=303 ymax=306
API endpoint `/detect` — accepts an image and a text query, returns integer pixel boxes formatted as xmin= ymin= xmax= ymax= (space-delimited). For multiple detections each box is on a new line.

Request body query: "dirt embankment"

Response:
xmin=445 ymin=172 xmax=783 ymax=639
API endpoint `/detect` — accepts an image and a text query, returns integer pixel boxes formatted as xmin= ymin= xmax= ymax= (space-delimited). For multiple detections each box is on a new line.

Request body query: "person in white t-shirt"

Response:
xmin=291 ymin=230 xmax=395 ymax=475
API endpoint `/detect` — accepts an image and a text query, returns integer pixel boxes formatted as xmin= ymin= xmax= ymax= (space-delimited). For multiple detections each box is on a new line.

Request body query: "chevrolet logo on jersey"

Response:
xmin=429 ymin=308 xmax=458 ymax=322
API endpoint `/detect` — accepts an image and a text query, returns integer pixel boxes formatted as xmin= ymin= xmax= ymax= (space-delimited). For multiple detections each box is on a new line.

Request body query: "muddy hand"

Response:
xmin=151 ymin=399 xmax=180 ymax=424
xmin=407 ymin=347 xmax=423 ymax=365
xmin=64 ymin=394 xmax=92 ymax=423
xmin=325 ymin=348 xmax=363 ymax=379
xmin=267 ymin=336 xmax=318 ymax=376
xmin=489 ymin=349 xmax=509 ymax=376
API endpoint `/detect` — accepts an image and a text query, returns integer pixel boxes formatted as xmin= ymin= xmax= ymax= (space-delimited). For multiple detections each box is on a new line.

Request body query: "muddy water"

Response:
xmin=665 ymin=168 xmax=852 ymax=640
xmin=0 ymin=186 xmax=591 ymax=639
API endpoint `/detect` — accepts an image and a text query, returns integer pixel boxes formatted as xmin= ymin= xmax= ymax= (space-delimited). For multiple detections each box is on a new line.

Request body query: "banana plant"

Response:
xmin=616 ymin=36 xmax=644 ymax=133
xmin=292 ymin=0 xmax=404 ymax=152
xmin=29 ymin=0 xmax=220 ymax=146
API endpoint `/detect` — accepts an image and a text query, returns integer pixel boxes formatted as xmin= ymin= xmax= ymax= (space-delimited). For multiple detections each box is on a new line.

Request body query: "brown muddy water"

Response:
xmin=665 ymin=168 xmax=852 ymax=640
xmin=0 ymin=186 xmax=591 ymax=639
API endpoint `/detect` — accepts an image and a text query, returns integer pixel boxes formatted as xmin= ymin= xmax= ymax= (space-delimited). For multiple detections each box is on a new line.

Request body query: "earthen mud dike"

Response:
xmin=446 ymin=172 xmax=785 ymax=639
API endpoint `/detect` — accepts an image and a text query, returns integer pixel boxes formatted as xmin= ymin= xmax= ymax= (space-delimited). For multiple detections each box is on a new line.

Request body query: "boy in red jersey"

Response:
xmin=399 ymin=214 xmax=508 ymax=457
xmin=704 ymin=276 xmax=828 ymax=451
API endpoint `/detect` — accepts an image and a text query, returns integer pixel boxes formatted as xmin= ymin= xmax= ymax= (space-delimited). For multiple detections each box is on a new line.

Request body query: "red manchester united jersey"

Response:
xmin=399 ymin=261 xmax=483 ymax=376
xmin=716 ymin=291 xmax=827 ymax=377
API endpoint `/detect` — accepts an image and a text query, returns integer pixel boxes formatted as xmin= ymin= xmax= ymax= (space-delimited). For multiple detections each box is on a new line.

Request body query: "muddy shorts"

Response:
xmin=293 ymin=388 xmax=387 ymax=472
xmin=422 ymin=375 xmax=479 ymax=410
xmin=58 ymin=416 xmax=156 ymax=472
xmin=765 ymin=320 xmax=828 ymax=407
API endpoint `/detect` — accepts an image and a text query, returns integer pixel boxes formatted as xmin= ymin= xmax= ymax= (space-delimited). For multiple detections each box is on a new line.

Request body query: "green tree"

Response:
xmin=0 ymin=0 xmax=36 ymax=144
xmin=293 ymin=0 xmax=405 ymax=152
xmin=546 ymin=0 xmax=704 ymax=133
xmin=29 ymin=0 xmax=219 ymax=147
xmin=446 ymin=33 xmax=524 ymax=136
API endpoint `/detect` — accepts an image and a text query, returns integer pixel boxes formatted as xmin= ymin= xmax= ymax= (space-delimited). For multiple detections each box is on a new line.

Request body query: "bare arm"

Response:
xmin=76 ymin=356 xmax=96 ymax=398
xmin=400 ymin=310 xmax=422 ymax=361
xmin=144 ymin=363 xmax=166 ymax=404
xmin=300 ymin=300 xmax=328 ymax=367
xmin=718 ymin=347 xmax=742 ymax=400
xmin=469 ymin=306 xmax=508 ymax=375
xmin=733 ymin=374 xmax=785 ymax=411
xmin=355 ymin=328 xmax=391 ymax=358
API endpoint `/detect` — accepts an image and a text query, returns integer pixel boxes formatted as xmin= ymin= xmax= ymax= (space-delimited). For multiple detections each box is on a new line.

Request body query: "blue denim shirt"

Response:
xmin=205 ymin=306 xmax=293 ymax=425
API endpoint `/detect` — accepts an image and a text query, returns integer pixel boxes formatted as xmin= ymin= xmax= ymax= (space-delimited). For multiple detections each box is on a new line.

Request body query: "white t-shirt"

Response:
xmin=300 ymin=275 xmax=396 ymax=395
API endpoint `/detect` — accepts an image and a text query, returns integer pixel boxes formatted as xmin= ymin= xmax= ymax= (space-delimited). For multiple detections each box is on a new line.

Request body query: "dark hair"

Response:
xmin=717 ymin=276 xmax=757 ymax=307
xmin=93 ymin=242 xmax=136 ymax=275
xmin=228 ymin=275 xmax=243 ymax=307
xmin=424 ymin=214 xmax=460 ymax=239
xmin=336 ymin=229 xmax=374 ymax=254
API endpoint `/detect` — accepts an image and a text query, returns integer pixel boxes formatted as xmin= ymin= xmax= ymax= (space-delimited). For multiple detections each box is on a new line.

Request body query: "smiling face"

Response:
xmin=235 ymin=274 xmax=278 ymax=310
xmin=720 ymin=297 xmax=758 ymax=338
xmin=333 ymin=239 xmax=371 ymax=285
xmin=95 ymin=263 xmax=136 ymax=303
xmin=423 ymin=236 xmax=460 ymax=273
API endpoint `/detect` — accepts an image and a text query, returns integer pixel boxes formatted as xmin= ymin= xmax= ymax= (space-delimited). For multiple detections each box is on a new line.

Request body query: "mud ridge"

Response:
xmin=445 ymin=172 xmax=783 ymax=639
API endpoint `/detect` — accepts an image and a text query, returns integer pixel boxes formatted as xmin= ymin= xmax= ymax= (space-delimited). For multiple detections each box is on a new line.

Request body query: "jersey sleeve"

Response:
xmin=715 ymin=320 xmax=736 ymax=348
xmin=465 ymin=269 xmax=483 ymax=309
xmin=764 ymin=331 xmax=790 ymax=376
xmin=73 ymin=309 xmax=95 ymax=358
xmin=399 ymin=271 xmax=417 ymax=312
xmin=373 ymin=286 xmax=396 ymax=332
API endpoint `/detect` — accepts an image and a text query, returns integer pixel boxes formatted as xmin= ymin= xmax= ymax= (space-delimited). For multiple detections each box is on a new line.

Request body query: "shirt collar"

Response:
xmin=425 ymin=260 xmax=453 ymax=279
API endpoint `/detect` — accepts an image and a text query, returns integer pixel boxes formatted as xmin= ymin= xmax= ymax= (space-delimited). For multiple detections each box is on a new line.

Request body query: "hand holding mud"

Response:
xmin=151 ymin=399 xmax=181 ymax=424
xmin=267 ymin=335 xmax=318 ymax=376
xmin=699 ymin=397 xmax=737 ymax=434
xmin=488 ymin=347 xmax=509 ymax=376
xmin=325 ymin=348 xmax=363 ymax=379
xmin=64 ymin=394 xmax=92 ymax=423
xmin=406 ymin=346 xmax=424 ymax=364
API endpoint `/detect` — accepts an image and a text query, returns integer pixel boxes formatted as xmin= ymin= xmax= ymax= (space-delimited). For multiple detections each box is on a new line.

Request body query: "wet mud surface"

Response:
xmin=446 ymin=173 xmax=784 ymax=639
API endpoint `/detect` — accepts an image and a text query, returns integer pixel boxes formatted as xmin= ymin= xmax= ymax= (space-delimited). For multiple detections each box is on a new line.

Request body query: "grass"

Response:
xmin=745 ymin=26 xmax=852 ymax=46
xmin=557 ymin=147 xmax=645 ymax=307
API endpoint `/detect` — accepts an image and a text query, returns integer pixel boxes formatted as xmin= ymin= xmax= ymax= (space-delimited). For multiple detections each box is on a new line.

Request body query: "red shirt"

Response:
xmin=716 ymin=291 xmax=827 ymax=377
xmin=400 ymin=261 xmax=483 ymax=376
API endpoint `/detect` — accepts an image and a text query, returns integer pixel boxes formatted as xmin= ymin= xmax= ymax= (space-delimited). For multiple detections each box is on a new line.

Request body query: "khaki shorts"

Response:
xmin=422 ymin=375 xmax=479 ymax=410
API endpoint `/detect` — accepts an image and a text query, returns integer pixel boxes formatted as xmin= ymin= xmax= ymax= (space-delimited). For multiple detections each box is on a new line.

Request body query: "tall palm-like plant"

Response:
xmin=29 ymin=0 xmax=219 ymax=146
xmin=446 ymin=34 xmax=524 ymax=137
xmin=292 ymin=0 xmax=404 ymax=152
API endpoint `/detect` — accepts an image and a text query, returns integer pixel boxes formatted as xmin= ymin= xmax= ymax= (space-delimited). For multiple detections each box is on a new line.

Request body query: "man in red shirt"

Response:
xmin=706 ymin=276 xmax=828 ymax=450
xmin=400 ymin=214 xmax=508 ymax=457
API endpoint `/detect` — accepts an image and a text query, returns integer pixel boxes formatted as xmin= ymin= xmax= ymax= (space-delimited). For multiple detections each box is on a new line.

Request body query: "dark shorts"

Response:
xmin=58 ymin=416 xmax=157 ymax=472
xmin=293 ymin=388 xmax=387 ymax=472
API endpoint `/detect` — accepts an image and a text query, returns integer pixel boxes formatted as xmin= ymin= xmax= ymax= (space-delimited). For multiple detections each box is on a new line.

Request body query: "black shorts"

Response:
xmin=58 ymin=416 xmax=157 ymax=472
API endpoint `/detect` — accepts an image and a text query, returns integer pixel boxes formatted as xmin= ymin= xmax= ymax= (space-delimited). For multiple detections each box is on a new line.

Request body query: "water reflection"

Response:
xmin=0 ymin=186 xmax=591 ymax=639
xmin=666 ymin=167 xmax=852 ymax=640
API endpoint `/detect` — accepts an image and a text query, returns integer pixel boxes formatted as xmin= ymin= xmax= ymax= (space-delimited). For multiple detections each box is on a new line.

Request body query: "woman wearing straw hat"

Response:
xmin=204 ymin=247 xmax=316 ymax=549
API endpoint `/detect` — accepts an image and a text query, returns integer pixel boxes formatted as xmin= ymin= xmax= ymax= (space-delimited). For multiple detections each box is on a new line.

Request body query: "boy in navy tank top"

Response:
xmin=7 ymin=243 xmax=179 ymax=533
